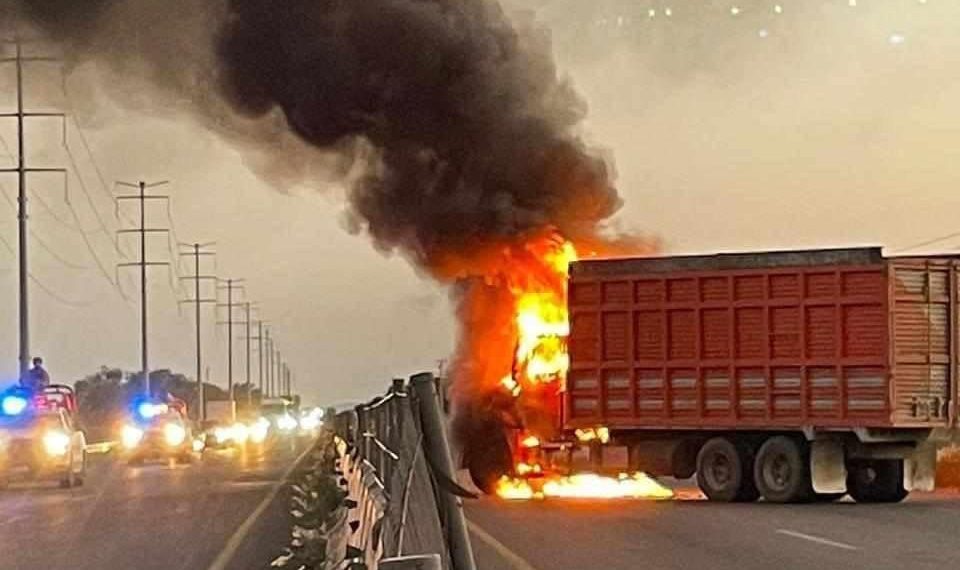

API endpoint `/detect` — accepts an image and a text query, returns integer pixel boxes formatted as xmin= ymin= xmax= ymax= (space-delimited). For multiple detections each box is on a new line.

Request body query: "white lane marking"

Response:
xmin=206 ymin=446 xmax=314 ymax=570
xmin=776 ymin=529 xmax=860 ymax=551
xmin=467 ymin=519 xmax=541 ymax=570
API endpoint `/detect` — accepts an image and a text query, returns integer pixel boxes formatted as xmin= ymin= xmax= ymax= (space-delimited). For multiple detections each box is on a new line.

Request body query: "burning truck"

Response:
xmin=459 ymin=245 xmax=954 ymax=504
xmin=14 ymin=0 xmax=951 ymax=504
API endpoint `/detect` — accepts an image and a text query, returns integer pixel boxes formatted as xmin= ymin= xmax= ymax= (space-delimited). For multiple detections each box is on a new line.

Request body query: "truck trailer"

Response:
xmin=556 ymin=247 xmax=958 ymax=502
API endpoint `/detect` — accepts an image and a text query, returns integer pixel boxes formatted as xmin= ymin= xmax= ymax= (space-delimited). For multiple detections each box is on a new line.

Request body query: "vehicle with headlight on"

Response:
xmin=200 ymin=399 xmax=245 ymax=450
xmin=297 ymin=407 xmax=323 ymax=437
xmin=120 ymin=400 xmax=194 ymax=465
xmin=0 ymin=388 xmax=87 ymax=488
xmin=260 ymin=396 xmax=300 ymax=438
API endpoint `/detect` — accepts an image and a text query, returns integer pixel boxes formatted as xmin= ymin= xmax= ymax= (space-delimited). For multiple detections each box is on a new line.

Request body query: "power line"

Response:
xmin=64 ymin=112 xmax=138 ymax=229
xmin=893 ymin=230 xmax=960 ymax=254
xmin=29 ymin=188 xmax=89 ymax=232
xmin=65 ymin=196 xmax=131 ymax=300
xmin=0 ymin=182 xmax=88 ymax=270
xmin=27 ymin=221 xmax=89 ymax=270
xmin=0 ymin=232 xmax=93 ymax=308
xmin=0 ymin=133 xmax=13 ymax=164
xmin=63 ymin=138 xmax=127 ymax=257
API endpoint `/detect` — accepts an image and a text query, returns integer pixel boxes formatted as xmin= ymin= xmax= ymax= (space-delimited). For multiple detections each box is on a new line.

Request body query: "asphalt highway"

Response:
xmin=0 ymin=440 xmax=305 ymax=570
xmin=6 ymin=443 xmax=959 ymax=570
xmin=467 ymin=481 xmax=960 ymax=570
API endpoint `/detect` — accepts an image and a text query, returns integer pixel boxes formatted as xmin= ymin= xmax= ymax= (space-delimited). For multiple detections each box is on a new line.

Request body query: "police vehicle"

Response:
xmin=0 ymin=385 xmax=87 ymax=489
xmin=120 ymin=398 xmax=195 ymax=465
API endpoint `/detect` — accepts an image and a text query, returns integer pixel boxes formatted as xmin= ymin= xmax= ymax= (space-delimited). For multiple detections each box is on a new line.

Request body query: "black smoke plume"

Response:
xmin=5 ymin=0 xmax=632 ymax=487
xmin=4 ymin=0 xmax=623 ymax=271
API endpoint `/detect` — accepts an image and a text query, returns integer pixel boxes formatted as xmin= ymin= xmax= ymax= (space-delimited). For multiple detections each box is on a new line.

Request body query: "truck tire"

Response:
xmin=464 ymin=427 xmax=512 ymax=494
xmin=847 ymin=459 xmax=908 ymax=503
xmin=696 ymin=437 xmax=758 ymax=502
xmin=754 ymin=436 xmax=813 ymax=503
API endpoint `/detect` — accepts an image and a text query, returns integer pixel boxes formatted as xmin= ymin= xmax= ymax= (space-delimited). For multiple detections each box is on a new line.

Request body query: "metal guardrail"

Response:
xmin=333 ymin=373 xmax=476 ymax=570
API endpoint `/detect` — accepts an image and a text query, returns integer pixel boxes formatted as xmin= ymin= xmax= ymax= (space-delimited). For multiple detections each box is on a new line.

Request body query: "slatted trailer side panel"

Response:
xmin=564 ymin=248 xmax=908 ymax=431
xmin=889 ymin=258 xmax=958 ymax=427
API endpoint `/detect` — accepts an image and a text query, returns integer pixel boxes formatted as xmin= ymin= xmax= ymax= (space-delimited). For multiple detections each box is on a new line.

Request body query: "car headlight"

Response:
xmin=213 ymin=426 xmax=231 ymax=444
xmin=299 ymin=415 xmax=320 ymax=431
xmin=231 ymin=423 xmax=249 ymax=444
xmin=277 ymin=414 xmax=297 ymax=431
xmin=249 ymin=418 xmax=269 ymax=444
xmin=43 ymin=431 xmax=71 ymax=456
xmin=163 ymin=423 xmax=187 ymax=447
xmin=121 ymin=425 xmax=144 ymax=449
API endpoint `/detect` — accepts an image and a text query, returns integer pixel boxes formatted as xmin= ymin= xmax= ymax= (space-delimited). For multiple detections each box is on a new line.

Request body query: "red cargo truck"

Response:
xmin=561 ymin=247 xmax=955 ymax=502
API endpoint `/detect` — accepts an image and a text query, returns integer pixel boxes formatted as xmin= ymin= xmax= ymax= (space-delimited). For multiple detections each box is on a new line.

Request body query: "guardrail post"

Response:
xmin=355 ymin=404 xmax=369 ymax=459
xmin=387 ymin=378 xmax=404 ymax=485
xmin=411 ymin=372 xmax=477 ymax=570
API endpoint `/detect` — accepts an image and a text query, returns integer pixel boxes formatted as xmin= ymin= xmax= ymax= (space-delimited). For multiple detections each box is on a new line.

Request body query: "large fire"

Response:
xmin=508 ymin=242 xmax=575 ymax=388
xmin=493 ymin=235 xmax=673 ymax=501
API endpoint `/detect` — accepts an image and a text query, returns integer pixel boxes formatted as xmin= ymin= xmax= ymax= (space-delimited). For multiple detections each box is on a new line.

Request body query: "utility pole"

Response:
xmin=229 ymin=301 xmax=260 ymax=407
xmin=258 ymin=321 xmax=264 ymax=396
xmin=178 ymin=242 xmax=216 ymax=421
xmin=244 ymin=302 xmax=252 ymax=406
xmin=245 ymin=320 xmax=267 ymax=400
xmin=217 ymin=278 xmax=245 ymax=413
xmin=0 ymin=39 xmax=67 ymax=381
xmin=276 ymin=351 xmax=282 ymax=398
xmin=265 ymin=330 xmax=273 ymax=397
xmin=116 ymin=180 xmax=170 ymax=396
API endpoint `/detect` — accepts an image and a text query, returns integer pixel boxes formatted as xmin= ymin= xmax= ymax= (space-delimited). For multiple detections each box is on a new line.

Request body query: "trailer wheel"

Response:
xmin=754 ymin=436 xmax=813 ymax=503
xmin=464 ymin=427 xmax=513 ymax=495
xmin=847 ymin=459 xmax=908 ymax=503
xmin=696 ymin=437 xmax=757 ymax=502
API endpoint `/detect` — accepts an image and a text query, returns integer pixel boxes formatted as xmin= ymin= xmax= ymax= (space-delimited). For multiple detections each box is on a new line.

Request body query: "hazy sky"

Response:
xmin=0 ymin=0 xmax=957 ymax=405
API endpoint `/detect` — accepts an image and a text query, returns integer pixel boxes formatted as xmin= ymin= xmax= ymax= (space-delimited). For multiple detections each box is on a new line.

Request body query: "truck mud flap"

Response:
xmin=905 ymin=441 xmax=936 ymax=492
xmin=811 ymin=440 xmax=847 ymax=494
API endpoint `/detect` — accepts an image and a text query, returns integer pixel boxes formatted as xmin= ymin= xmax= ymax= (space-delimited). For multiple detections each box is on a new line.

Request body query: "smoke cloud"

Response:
xmin=4 ymin=0 xmax=624 ymax=273
xmin=4 ymin=0 xmax=638 ymax=480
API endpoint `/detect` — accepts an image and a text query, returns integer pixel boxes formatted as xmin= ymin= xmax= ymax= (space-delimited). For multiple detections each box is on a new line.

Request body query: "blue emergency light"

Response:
xmin=1 ymin=394 xmax=29 ymax=416
xmin=133 ymin=399 xmax=168 ymax=421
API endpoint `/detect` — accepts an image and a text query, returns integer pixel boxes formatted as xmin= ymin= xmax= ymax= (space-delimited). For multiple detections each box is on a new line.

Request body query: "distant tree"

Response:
xmin=72 ymin=367 xmax=264 ymax=430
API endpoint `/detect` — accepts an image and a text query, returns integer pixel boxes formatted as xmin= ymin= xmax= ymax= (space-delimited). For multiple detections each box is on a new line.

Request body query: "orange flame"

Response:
xmin=488 ymin=234 xmax=676 ymax=501
xmin=508 ymin=240 xmax=576 ymax=388
xmin=496 ymin=472 xmax=673 ymax=501
xmin=521 ymin=435 xmax=542 ymax=449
